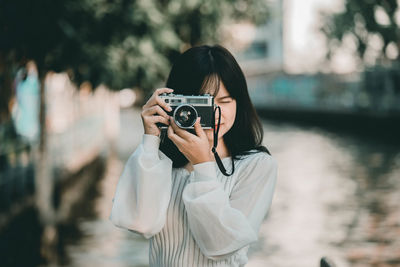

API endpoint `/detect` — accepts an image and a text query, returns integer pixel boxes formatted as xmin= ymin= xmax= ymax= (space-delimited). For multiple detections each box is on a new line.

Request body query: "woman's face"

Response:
xmin=204 ymin=81 xmax=237 ymax=142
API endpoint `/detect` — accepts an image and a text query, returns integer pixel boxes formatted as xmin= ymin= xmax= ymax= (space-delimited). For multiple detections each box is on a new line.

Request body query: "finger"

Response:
xmin=155 ymin=95 xmax=172 ymax=112
xmin=143 ymin=92 xmax=157 ymax=109
xmin=143 ymin=88 xmax=174 ymax=109
xmin=142 ymin=105 xmax=169 ymax=119
xmin=194 ymin=117 xmax=206 ymax=138
xmin=155 ymin=87 xmax=174 ymax=96
xmin=149 ymin=115 xmax=170 ymax=125
xmin=167 ymin=125 xmax=185 ymax=145
xmin=169 ymin=117 xmax=195 ymax=140
xmin=154 ymin=88 xmax=173 ymax=111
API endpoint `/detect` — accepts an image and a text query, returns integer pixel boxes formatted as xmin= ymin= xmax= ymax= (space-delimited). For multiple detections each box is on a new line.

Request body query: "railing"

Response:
xmin=247 ymin=69 xmax=400 ymax=115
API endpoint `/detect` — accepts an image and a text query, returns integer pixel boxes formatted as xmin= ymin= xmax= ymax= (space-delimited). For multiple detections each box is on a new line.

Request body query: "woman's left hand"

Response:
xmin=167 ymin=117 xmax=214 ymax=165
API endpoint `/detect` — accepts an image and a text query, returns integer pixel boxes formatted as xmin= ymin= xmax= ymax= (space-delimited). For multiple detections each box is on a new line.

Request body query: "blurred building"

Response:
xmin=227 ymin=0 xmax=284 ymax=76
xmin=225 ymin=0 xmax=400 ymax=116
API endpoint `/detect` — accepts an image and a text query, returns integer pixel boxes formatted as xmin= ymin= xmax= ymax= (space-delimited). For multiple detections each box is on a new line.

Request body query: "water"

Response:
xmin=56 ymin=108 xmax=400 ymax=267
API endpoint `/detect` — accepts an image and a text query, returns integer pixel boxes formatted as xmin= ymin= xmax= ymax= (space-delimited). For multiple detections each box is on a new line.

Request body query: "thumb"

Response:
xmin=194 ymin=117 xmax=205 ymax=137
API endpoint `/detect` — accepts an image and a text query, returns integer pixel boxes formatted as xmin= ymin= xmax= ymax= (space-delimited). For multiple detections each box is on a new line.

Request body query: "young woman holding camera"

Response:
xmin=110 ymin=45 xmax=278 ymax=266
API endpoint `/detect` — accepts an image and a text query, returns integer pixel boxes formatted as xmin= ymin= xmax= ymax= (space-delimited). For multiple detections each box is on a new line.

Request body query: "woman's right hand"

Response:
xmin=141 ymin=88 xmax=174 ymax=136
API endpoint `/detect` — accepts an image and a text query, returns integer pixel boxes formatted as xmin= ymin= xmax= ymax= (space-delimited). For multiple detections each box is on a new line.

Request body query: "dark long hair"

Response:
xmin=160 ymin=45 xmax=270 ymax=168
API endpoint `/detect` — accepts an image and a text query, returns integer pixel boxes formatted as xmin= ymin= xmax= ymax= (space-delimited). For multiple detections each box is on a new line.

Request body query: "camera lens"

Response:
xmin=173 ymin=104 xmax=198 ymax=128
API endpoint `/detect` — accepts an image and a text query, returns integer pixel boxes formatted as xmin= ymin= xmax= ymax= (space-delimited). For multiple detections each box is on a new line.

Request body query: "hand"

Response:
xmin=167 ymin=117 xmax=214 ymax=165
xmin=141 ymin=88 xmax=173 ymax=136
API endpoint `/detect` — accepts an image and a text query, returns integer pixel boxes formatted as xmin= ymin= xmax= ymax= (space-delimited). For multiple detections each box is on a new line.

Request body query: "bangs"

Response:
xmin=199 ymin=73 xmax=221 ymax=96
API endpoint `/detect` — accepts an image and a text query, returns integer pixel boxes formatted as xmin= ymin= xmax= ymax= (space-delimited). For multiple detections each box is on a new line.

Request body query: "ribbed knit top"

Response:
xmin=110 ymin=134 xmax=278 ymax=267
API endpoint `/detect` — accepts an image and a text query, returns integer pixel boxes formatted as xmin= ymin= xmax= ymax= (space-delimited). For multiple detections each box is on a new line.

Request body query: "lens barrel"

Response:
xmin=173 ymin=104 xmax=198 ymax=128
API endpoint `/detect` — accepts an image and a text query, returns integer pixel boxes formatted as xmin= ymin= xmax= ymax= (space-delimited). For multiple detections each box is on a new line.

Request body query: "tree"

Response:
xmin=321 ymin=0 xmax=400 ymax=64
xmin=1 ymin=0 xmax=269 ymax=121
xmin=0 ymin=0 xmax=270 ymax=169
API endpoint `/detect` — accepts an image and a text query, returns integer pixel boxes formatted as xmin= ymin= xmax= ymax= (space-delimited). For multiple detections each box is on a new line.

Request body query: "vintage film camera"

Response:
xmin=158 ymin=93 xmax=214 ymax=129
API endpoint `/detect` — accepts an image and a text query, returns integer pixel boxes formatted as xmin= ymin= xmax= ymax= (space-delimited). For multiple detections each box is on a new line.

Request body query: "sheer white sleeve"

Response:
xmin=109 ymin=134 xmax=173 ymax=239
xmin=182 ymin=153 xmax=278 ymax=259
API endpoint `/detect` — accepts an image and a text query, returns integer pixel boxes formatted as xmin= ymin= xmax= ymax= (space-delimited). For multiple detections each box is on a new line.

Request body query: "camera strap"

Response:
xmin=212 ymin=106 xmax=235 ymax=176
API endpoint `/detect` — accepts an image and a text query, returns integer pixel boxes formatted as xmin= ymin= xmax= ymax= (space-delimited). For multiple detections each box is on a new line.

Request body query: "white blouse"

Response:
xmin=110 ymin=134 xmax=278 ymax=267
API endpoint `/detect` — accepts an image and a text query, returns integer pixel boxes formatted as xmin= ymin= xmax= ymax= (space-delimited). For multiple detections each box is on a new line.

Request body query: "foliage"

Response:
xmin=321 ymin=0 xmax=400 ymax=64
xmin=0 ymin=0 xmax=269 ymax=92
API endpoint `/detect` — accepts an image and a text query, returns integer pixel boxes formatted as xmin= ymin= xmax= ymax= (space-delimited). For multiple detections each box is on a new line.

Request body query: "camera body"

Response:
xmin=158 ymin=93 xmax=214 ymax=129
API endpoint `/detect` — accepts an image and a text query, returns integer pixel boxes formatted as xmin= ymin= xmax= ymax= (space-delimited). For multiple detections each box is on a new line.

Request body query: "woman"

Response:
xmin=110 ymin=45 xmax=278 ymax=266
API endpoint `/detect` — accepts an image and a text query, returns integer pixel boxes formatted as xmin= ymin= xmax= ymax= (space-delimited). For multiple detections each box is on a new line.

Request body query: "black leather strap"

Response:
xmin=212 ymin=106 xmax=235 ymax=176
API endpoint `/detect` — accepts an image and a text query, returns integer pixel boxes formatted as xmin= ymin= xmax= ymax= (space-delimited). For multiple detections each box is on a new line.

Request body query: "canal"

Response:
xmin=48 ymin=107 xmax=400 ymax=266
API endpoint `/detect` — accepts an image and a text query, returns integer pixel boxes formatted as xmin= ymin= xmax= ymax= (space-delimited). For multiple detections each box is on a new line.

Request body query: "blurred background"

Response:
xmin=1 ymin=0 xmax=400 ymax=266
